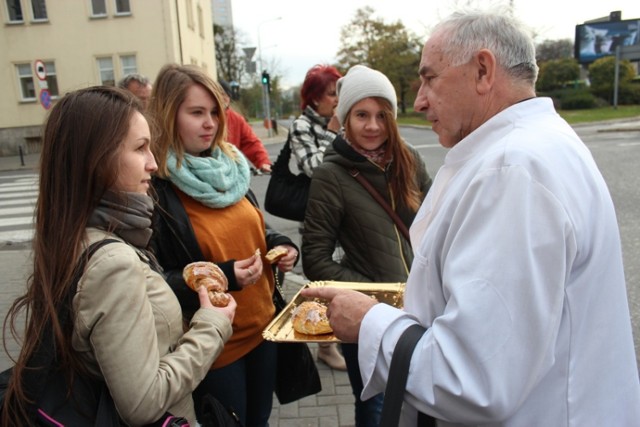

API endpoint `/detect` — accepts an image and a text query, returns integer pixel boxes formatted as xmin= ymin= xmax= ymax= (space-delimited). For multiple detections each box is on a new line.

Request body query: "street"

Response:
xmin=0 ymin=121 xmax=639 ymax=387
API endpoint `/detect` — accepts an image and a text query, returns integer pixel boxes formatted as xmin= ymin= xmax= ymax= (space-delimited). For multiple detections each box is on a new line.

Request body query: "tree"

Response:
xmin=535 ymin=39 xmax=574 ymax=63
xmin=588 ymin=56 xmax=638 ymax=104
xmin=335 ymin=7 xmax=422 ymax=113
xmin=213 ymin=24 xmax=246 ymax=84
xmin=536 ymin=58 xmax=580 ymax=92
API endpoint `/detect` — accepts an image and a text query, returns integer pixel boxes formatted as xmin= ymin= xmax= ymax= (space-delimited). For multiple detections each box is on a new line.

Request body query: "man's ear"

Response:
xmin=475 ymin=49 xmax=496 ymax=94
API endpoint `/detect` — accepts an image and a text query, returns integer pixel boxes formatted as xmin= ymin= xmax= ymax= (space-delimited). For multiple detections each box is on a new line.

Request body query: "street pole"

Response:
xmin=257 ymin=17 xmax=281 ymax=137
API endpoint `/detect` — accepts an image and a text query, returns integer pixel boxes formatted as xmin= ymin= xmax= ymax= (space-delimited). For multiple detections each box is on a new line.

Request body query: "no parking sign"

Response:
xmin=39 ymin=89 xmax=51 ymax=110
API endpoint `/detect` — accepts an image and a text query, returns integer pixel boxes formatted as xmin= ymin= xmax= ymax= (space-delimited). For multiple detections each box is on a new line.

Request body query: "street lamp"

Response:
xmin=257 ymin=17 xmax=281 ymax=137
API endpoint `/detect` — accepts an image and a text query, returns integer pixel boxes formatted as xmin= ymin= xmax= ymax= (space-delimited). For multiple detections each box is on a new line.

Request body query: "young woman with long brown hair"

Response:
xmin=1 ymin=86 xmax=235 ymax=426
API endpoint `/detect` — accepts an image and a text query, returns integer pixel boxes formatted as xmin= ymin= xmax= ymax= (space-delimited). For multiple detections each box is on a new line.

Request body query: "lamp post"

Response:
xmin=257 ymin=17 xmax=281 ymax=137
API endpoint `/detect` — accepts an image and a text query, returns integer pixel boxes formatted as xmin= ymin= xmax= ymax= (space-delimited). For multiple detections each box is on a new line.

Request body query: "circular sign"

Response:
xmin=40 ymin=89 xmax=51 ymax=110
xmin=34 ymin=60 xmax=47 ymax=81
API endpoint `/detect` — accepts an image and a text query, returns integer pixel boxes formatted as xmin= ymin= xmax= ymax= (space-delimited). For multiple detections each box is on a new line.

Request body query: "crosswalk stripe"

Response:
xmin=0 ymin=217 xmax=33 ymax=227
xmin=0 ymin=191 xmax=38 ymax=200
xmin=0 ymin=206 xmax=35 ymax=216
xmin=0 ymin=174 xmax=38 ymax=243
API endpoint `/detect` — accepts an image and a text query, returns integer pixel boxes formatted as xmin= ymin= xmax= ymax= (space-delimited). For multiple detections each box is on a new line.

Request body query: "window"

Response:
xmin=30 ymin=0 xmax=47 ymax=20
xmin=186 ymin=0 xmax=194 ymax=29
xmin=197 ymin=5 xmax=203 ymax=37
xmin=114 ymin=0 xmax=130 ymax=15
xmin=97 ymin=57 xmax=115 ymax=86
xmin=120 ymin=55 xmax=137 ymax=76
xmin=17 ymin=64 xmax=36 ymax=101
xmin=44 ymin=61 xmax=59 ymax=97
xmin=5 ymin=0 xmax=23 ymax=22
xmin=90 ymin=0 xmax=106 ymax=17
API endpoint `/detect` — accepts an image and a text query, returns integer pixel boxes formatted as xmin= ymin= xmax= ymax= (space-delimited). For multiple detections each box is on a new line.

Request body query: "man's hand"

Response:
xmin=300 ymin=287 xmax=378 ymax=342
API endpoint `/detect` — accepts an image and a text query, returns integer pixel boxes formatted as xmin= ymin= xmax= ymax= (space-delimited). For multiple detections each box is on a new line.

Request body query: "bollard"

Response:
xmin=19 ymin=146 xmax=25 ymax=167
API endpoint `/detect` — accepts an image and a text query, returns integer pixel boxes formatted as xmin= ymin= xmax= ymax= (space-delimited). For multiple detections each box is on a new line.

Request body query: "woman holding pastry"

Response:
xmin=149 ymin=63 xmax=299 ymax=427
xmin=2 ymin=86 xmax=234 ymax=426
xmin=302 ymin=65 xmax=432 ymax=426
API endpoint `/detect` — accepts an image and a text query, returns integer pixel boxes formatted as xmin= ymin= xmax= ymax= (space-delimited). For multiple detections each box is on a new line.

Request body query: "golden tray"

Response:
xmin=263 ymin=280 xmax=405 ymax=343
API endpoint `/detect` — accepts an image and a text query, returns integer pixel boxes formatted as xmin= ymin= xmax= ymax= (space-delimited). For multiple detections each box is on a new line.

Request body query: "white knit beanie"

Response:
xmin=336 ymin=65 xmax=397 ymax=126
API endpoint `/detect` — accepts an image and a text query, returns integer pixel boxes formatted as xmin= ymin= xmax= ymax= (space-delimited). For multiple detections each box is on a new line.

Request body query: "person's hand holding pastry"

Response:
xmin=265 ymin=245 xmax=297 ymax=272
xmin=183 ymin=261 xmax=231 ymax=307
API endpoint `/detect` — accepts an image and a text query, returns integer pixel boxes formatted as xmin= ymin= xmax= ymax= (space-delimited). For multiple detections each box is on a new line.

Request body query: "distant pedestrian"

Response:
xmin=219 ymin=79 xmax=272 ymax=173
xmin=118 ymin=73 xmax=153 ymax=110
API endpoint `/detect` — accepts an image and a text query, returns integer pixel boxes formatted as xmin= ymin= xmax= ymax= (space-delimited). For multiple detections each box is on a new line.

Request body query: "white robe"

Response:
xmin=359 ymin=98 xmax=640 ymax=426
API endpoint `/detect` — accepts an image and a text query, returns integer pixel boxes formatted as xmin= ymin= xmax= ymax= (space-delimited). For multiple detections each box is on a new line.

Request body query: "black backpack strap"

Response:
xmin=380 ymin=323 xmax=437 ymax=427
xmin=25 ymin=238 xmax=120 ymax=412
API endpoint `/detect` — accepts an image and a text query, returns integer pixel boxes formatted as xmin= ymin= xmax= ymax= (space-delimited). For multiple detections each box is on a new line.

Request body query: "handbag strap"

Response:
xmin=380 ymin=324 xmax=437 ymax=427
xmin=348 ymin=168 xmax=411 ymax=242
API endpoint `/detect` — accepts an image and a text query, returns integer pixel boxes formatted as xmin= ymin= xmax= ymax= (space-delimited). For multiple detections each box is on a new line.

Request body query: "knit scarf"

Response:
xmin=166 ymin=146 xmax=251 ymax=208
xmin=348 ymin=138 xmax=390 ymax=167
xmin=88 ymin=191 xmax=154 ymax=248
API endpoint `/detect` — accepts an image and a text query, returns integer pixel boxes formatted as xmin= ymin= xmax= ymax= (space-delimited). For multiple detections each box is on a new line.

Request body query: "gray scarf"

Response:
xmin=88 ymin=191 xmax=154 ymax=248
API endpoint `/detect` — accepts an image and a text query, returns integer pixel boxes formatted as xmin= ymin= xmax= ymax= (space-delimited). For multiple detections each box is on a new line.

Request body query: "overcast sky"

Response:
xmin=231 ymin=0 xmax=640 ymax=88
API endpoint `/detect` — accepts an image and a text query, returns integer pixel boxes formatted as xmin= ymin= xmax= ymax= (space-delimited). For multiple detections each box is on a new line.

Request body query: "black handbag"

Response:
xmin=271 ymin=272 xmax=322 ymax=404
xmin=264 ymin=134 xmax=311 ymax=222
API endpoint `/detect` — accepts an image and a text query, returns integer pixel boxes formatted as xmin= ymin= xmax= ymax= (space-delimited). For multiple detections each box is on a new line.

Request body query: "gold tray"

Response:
xmin=263 ymin=281 xmax=405 ymax=343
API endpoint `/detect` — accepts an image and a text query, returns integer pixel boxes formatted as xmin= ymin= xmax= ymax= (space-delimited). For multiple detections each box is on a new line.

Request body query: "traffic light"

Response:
xmin=261 ymin=70 xmax=270 ymax=91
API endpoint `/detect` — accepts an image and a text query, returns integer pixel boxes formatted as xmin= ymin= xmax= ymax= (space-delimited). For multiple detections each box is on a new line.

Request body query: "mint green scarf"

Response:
xmin=166 ymin=145 xmax=251 ymax=208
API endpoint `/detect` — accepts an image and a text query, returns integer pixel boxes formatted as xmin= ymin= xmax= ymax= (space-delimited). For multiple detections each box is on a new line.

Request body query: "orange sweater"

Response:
xmin=177 ymin=190 xmax=275 ymax=368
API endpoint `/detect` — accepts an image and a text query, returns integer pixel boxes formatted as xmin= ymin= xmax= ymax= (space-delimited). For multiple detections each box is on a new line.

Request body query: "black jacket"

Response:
xmin=151 ymin=177 xmax=298 ymax=314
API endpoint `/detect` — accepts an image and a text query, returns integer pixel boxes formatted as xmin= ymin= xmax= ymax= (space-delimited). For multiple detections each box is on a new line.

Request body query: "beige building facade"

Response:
xmin=0 ymin=0 xmax=217 ymax=155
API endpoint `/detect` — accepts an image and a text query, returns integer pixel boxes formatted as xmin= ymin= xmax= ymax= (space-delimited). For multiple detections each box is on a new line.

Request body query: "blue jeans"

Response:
xmin=342 ymin=343 xmax=384 ymax=427
xmin=193 ymin=340 xmax=277 ymax=427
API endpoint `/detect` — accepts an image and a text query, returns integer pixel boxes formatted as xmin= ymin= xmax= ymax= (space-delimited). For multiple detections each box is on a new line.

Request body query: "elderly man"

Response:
xmin=302 ymin=9 xmax=640 ymax=426
xmin=118 ymin=73 xmax=152 ymax=110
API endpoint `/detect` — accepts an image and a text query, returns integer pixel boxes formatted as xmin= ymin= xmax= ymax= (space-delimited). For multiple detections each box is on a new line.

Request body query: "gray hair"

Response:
xmin=117 ymin=73 xmax=151 ymax=89
xmin=433 ymin=9 xmax=538 ymax=85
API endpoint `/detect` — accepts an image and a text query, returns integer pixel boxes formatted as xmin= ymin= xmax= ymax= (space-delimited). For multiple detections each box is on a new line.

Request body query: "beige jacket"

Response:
xmin=72 ymin=228 xmax=232 ymax=426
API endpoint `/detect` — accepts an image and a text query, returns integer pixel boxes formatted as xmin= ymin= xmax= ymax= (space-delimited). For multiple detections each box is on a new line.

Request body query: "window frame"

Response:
xmin=114 ymin=0 xmax=130 ymax=16
xmin=16 ymin=63 xmax=36 ymax=102
xmin=5 ymin=0 xmax=24 ymax=23
xmin=89 ymin=0 xmax=107 ymax=18
xmin=30 ymin=0 xmax=47 ymax=21
xmin=119 ymin=54 xmax=137 ymax=76
xmin=96 ymin=56 xmax=115 ymax=86
xmin=43 ymin=61 xmax=59 ymax=98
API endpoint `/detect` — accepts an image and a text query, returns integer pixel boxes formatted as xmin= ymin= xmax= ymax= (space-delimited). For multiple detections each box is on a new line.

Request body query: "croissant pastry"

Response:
xmin=183 ymin=261 xmax=230 ymax=307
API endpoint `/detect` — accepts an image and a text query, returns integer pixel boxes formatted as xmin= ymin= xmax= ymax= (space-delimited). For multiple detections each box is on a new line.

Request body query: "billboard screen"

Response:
xmin=574 ymin=19 xmax=640 ymax=64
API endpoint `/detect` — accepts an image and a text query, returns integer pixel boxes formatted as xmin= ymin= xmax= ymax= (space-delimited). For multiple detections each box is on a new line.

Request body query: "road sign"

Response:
xmin=34 ymin=60 xmax=46 ymax=81
xmin=39 ymin=89 xmax=51 ymax=110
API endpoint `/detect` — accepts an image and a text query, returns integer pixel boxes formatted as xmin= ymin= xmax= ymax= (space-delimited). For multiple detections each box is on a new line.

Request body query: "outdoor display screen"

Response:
xmin=574 ymin=18 xmax=640 ymax=64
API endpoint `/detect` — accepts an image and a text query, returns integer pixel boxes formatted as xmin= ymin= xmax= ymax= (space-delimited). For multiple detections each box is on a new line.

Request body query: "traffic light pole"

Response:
xmin=261 ymin=70 xmax=272 ymax=137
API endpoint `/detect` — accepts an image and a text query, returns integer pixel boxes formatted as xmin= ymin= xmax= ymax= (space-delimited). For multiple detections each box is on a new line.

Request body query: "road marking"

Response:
xmin=0 ymin=217 xmax=33 ymax=227
xmin=0 ymin=206 xmax=35 ymax=216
